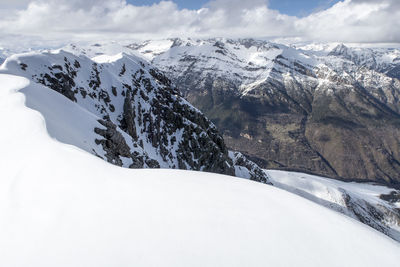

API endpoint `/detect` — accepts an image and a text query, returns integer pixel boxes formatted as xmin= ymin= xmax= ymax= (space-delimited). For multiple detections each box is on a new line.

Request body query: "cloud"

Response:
xmin=296 ymin=0 xmax=400 ymax=43
xmin=0 ymin=0 xmax=398 ymax=49
xmin=0 ymin=0 xmax=31 ymax=9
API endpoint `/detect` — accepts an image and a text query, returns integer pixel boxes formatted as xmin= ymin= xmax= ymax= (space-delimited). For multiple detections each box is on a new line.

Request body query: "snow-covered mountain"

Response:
xmin=129 ymin=38 xmax=400 ymax=186
xmin=267 ymin=170 xmax=400 ymax=242
xmin=1 ymin=42 xmax=400 ymax=244
xmin=0 ymin=49 xmax=268 ymax=182
xmin=328 ymin=44 xmax=400 ymax=75
xmin=1 ymin=73 xmax=400 ymax=266
xmin=131 ymin=38 xmax=400 ymax=81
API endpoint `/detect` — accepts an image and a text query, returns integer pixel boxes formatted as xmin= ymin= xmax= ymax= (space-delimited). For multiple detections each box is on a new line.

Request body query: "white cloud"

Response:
xmin=0 ymin=0 xmax=398 ymax=49
xmin=296 ymin=0 xmax=400 ymax=43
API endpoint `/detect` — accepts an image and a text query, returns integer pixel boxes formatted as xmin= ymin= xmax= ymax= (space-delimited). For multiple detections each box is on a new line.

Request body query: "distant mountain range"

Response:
xmin=125 ymin=38 xmax=400 ymax=186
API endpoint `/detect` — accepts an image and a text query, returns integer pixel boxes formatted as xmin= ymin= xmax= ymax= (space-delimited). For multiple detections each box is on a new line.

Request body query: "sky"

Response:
xmin=0 ymin=0 xmax=399 ymax=50
xmin=127 ymin=0 xmax=341 ymax=17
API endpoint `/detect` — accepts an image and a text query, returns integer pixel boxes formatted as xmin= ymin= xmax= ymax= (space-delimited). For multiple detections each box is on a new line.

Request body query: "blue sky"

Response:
xmin=127 ymin=0 xmax=341 ymax=17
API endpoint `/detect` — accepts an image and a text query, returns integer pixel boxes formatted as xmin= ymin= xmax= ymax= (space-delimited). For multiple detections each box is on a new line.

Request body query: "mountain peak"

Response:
xmin=329 ymin=43 xmax=349 ymax=56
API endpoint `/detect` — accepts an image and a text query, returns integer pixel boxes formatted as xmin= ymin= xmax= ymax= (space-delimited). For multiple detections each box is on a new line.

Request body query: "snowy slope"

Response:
xmin=1 ymin=74 xmax=400 ymax=266
xmin=267 ymin=170 xmax=400 ymax=242
xmin=0 ymin=50 xmax=268 ymax=182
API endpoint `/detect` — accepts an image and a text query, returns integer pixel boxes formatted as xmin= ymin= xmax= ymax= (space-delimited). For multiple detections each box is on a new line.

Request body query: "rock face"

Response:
xmin=130 ymin=38 xmax=400 ymax=186
xmin=1 ymin=50 xmax=269 ymax=182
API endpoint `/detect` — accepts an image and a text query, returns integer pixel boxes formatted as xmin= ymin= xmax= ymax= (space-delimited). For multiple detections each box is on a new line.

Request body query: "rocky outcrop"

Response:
xmin=340 ymin=188 xmax=400 ymax=241
xmin=229 ymin=151 xmax=271 ymax=184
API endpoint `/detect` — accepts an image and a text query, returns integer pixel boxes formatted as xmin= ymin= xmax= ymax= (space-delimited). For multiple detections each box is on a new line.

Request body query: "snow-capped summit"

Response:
xmin=328 ymin=43 xmax=350 ymax=56
xmin=61 ymin=42 xmax=143 ymax=60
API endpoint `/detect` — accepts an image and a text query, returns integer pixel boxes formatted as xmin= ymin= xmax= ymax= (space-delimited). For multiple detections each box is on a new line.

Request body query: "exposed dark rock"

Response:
xmin=380 ymin=191 xmax=400 ymax=203
xmin=119 ymin=63 xmax=126 ymax=76
xmin=20 ymin=63 xmax=28 ymax=71
xmin=230 ymin=152 xmax=271 ymax=184
xmin=111 ymin=86 xmax=117 ymax=96
xmin=94 ymin=119 xmax=132 ymax=166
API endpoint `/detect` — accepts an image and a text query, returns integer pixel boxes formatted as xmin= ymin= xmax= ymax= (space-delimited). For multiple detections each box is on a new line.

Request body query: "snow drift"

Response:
xmin=0 ymin=73 xmax=400 ymax=266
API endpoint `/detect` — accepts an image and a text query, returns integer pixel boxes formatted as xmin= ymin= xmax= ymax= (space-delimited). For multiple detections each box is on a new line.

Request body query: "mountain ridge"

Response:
xmin=0 ymin=49 xmax=269 ymax=182
xmin=127 ymin=38 xmax=400 ymax=185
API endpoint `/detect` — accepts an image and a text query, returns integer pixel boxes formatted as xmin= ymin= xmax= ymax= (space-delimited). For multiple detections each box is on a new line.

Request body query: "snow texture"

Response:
xmin=1 ymin=73 xmax=400 ymax=266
